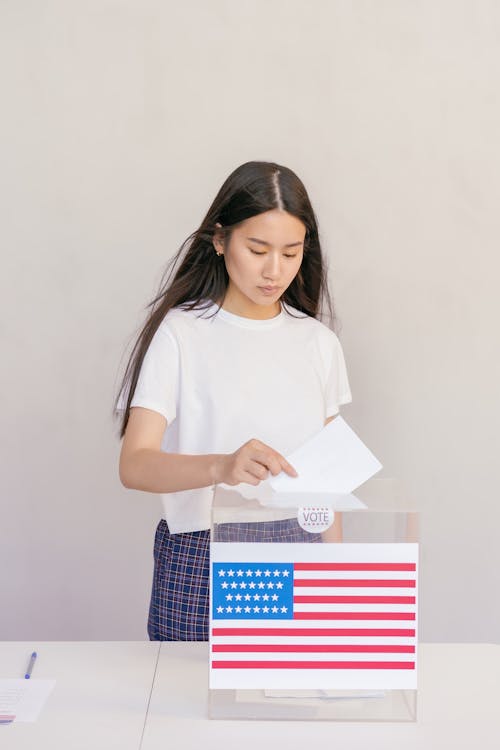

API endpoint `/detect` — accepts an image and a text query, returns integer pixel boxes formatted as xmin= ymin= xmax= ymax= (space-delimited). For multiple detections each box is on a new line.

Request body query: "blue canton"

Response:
xmin=212 ymin=562 xmax=294 ymax=619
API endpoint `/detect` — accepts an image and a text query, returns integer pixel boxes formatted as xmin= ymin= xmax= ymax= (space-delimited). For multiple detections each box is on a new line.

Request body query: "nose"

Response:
xmin=262 ymin=251 xmax=281 ymax=281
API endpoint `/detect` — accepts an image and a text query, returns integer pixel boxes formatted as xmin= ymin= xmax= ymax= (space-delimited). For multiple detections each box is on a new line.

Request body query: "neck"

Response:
xmin=220 ymin=290 xmax=281 ymax=320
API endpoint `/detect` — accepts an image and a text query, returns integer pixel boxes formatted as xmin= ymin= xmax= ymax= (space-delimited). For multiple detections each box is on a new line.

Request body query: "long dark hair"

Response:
xmin=114 ymin=160 xmax=335 ymax=438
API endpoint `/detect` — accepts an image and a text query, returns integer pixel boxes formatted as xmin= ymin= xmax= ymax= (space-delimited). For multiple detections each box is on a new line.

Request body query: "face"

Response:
xmin=213 ymin=209 xmax=306 ymax=319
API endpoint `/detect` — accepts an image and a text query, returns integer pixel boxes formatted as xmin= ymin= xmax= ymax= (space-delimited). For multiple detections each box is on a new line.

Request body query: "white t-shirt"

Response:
xmin=117 ymin=302 xmax=352 ymax=533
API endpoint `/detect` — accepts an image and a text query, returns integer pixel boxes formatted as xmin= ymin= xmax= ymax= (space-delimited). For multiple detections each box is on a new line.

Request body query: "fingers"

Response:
xmin=238 ymin=459 xmax=268 ymax=483
xmin=251 ymin=449 xmax=279 ymax=476
xmin=239 ymin=470 xmax=262 ymax=486
xmin=280 ymin=458 xmax=298 ymax=478
xmin=221 ymin=439 xmax=299 ymax=487
xmin=248 ymin=442 xmax=298 ymax=479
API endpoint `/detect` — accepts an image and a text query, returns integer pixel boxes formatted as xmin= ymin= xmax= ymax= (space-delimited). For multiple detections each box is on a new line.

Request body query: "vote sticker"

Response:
xmin=297 ymin=506 xmax=334 ymax=534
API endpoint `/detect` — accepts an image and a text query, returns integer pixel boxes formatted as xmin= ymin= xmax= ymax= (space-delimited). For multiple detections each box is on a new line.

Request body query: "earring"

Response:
xmin=216 ymin=250 xmax=223 ymax=256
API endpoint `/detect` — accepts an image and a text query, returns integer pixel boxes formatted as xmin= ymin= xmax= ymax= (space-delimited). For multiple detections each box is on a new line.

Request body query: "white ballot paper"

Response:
xmin=269 ymin=416 xmax=382 ymax=494
xmin=219 ymin=417 xmax=381 ymax=506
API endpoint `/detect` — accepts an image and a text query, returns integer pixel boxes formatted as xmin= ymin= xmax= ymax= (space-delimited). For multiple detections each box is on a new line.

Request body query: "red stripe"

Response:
xmin=294 ymin=595 xmax=416 ymax=604
xmin=294 ymin=579 xmax=415 ymax=588
xmin=294 ymin=563 xmax=416 ymax=571
xmin=293 ymin=612 xmax=415 ymax=621
xmin=212 ymin=627 xmax=415 ymax=637
xmin=212 ymin=660 xmax=415 ymax=670
xmin=212 ymin=644 xmax=415 ymax=654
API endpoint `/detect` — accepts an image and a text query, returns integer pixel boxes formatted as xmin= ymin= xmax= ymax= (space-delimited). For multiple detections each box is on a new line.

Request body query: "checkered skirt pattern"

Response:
xmin=147 ymin=518 xmax=321 ymax=641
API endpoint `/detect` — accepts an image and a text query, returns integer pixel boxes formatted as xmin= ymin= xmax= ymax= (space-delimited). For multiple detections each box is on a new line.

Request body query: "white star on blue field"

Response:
xmin=212 ymin=563 xmax=294 ymax=619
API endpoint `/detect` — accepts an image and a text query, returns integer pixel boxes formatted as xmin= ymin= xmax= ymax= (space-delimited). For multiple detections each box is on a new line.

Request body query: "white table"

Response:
xmin=2 ymin=643 xmax=499 ymax=749
xmin=144 ymin=643 xmax=500 ymax=750
xmin=0 ymin=642 xmax=160 ymax=749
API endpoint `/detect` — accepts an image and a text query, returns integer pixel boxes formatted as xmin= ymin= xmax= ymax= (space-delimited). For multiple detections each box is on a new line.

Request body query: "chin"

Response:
xmin=253 ymin=297 xmax=280 ymax=307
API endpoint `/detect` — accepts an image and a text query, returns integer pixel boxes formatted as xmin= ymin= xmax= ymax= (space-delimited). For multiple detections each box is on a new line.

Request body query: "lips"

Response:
xmin=258 ymin=286 xmax=280 ymax=293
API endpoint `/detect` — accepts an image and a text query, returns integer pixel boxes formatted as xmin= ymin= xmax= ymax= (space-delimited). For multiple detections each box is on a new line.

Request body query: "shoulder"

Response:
xmin=158 ymin=302 xmax=218 ymax=339
xmin=282 ymin=305 xmax=342 ymax=349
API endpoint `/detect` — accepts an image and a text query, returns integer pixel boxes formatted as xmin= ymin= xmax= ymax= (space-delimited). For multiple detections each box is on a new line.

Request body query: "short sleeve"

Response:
xmin=124 ymin=324 xmax=180 ymax=423
xmin=324 ymin=333 xmax=352 ymax=418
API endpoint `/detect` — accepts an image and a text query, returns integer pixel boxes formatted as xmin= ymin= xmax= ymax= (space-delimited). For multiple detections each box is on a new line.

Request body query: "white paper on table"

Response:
xmin=269 ymin=416 xmax=382 ymax=494
xmin=0 ymin=679 xmax=55 ymax=722
xmin=263 ymin=688 xmax=387 ymax=701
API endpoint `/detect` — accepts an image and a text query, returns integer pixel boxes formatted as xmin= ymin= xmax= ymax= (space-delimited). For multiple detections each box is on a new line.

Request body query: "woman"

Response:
xmin=115 ymin=160 xmax=352 ymax=640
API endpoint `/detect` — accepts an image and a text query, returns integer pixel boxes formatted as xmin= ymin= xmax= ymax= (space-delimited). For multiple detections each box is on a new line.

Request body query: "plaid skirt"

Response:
xmin=147 ymin=518 xmax=321 ymax=641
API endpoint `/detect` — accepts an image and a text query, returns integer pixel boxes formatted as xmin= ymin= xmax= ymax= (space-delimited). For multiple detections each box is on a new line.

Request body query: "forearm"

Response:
xmin=120 ymin=448 xmax=224 ymax=494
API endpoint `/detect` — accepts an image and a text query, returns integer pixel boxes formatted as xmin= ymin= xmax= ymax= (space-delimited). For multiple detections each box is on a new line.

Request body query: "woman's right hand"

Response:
xmin=213 ymin=438 xmax=298 ymax=486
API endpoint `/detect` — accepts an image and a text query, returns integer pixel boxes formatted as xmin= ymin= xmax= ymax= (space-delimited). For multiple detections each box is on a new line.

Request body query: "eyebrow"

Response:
xmin=245 ymin=237 xmax=304 ymax=248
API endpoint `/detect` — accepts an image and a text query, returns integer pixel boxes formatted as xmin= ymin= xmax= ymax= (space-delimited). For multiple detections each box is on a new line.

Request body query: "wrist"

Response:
xmin=210 ymin=454 xmax=226 ymax=486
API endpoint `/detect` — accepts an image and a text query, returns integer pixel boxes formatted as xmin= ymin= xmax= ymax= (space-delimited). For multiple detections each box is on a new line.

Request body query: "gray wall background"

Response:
xmin=1 ymin=0 xmax=499 ymax=641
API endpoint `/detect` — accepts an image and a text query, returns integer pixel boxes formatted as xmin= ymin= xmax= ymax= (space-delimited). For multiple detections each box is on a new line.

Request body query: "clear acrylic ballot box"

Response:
xmin=208 ymin=479 xmax=419 ymax=722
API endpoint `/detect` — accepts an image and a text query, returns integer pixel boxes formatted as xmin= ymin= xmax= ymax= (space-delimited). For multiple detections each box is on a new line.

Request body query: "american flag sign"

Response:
xmin=209 ymin=542 xmax=418 ymax=690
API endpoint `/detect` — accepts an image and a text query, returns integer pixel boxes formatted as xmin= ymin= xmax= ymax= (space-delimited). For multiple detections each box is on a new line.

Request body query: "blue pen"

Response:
xmin=25 ymin=651 xmax=37 ymax=679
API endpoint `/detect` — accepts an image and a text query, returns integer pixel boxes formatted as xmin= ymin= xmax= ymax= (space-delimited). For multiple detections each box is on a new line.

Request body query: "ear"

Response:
xmin=212 ymin=222 xmax=224 ymax=255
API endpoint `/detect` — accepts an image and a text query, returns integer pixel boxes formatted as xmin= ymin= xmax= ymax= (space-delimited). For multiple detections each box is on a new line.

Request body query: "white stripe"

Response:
xmin=211 ymin=622 xmax=416 ymax=633
xmin=294 ymin=603 xmax=416 ymax=614
xmin=293 ymin=619 xmax=414 ymax=629
xmin=292 ymin=586 xmax=415 ymax=597
xmin=212 ymin=637 xmax=416 ymax=648
xmin=213 ymin=619 xmax=413 ymax=630
xmin=295 ymin=570 xmax=415 ymax=581
xmin=211 ymin=651 xmax=414 ymax=663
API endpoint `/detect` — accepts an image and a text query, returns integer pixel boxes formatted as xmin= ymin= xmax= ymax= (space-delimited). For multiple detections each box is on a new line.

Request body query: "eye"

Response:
xmin=283 ymin=253 xmax=298 ymax=258
xmin=249 ymin=249 xmax=266 ymax=255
